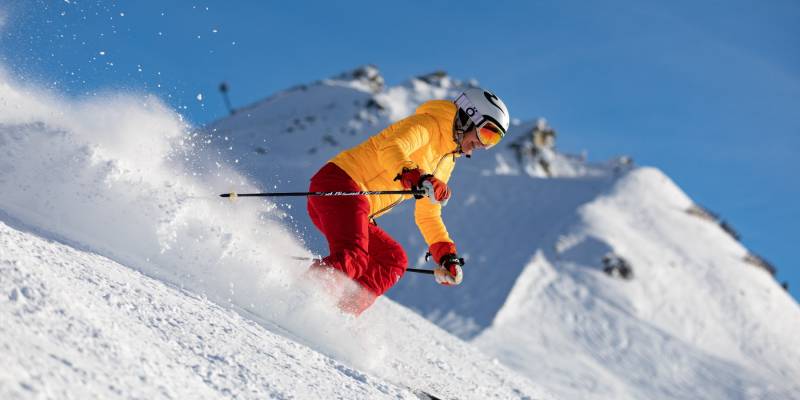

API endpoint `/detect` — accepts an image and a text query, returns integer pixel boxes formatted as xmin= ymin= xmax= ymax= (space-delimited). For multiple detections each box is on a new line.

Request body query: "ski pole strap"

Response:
xmin=221 ymin=190 xmax=424 ymax=198
xmin=440 ymin=254 xmax=465 ymax=267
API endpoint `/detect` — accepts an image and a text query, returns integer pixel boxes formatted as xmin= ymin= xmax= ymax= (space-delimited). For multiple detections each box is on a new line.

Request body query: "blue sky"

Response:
xmin=1 ymin=0 xmax=798 ymax=300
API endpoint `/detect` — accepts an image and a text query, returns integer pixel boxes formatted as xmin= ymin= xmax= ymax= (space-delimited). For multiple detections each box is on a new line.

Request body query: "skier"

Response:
xmin=307 ymin=88 xmax=510 ymax=314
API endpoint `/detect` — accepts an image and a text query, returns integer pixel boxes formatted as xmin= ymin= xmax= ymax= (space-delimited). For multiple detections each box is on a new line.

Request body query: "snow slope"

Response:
xmin=0 ymin=221 xmax=547 ymax=399
xmin=2 ymin=221 xmax=402 ymax=399
xmin=0 ymin=67 xmax=550 ymax=399
xmin=206 ymin=66 xmax=800 ymax=399
xmin=474 ymin=168 xmax=800 ymax=399
xmin=3 ymin=62 xmax=798 ymax=399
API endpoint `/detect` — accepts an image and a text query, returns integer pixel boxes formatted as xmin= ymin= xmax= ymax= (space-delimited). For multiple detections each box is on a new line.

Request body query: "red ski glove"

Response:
xmin=420 ymin=175 xmax=451 ymax=206
xmin=429 ymin=242 xmax=463 ymax=286
xmin=397 ymin=168 xmax=424 ymax=190
xmin=397 ymin=168 xmax=451 ymax=205
xmin=429 ymin=242 xmax=457 ymax=264
xmin=434 ymin=254 xmax=464 ymax=286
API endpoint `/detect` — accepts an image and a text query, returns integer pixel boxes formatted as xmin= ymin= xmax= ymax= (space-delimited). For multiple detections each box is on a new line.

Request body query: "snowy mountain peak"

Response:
xmin=476 ymin=166 xmax=800 ymax=399
xmin=413 ymin=70 xmax=451 ymax=87
xmin=407 ymin=70 xmax=478 ymax=92
xmin=327 ymin=64 xmax=385 ymax=93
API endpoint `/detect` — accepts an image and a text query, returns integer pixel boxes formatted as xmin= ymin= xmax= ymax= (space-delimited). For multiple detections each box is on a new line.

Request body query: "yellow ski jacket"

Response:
xmin=330 ymin=100 xmax=461 ymax=246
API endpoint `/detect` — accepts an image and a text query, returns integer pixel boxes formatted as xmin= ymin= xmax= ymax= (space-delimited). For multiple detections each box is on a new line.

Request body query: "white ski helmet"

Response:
xmin=454 ymin=87 xmax=510 ymax=134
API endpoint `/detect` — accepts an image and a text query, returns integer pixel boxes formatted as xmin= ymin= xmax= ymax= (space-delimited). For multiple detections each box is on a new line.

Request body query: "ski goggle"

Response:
xmin=476 ymin=120 xmax=505 ymax=149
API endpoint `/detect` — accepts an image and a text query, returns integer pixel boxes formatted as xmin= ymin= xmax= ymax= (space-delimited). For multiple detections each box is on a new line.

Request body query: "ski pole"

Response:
xmin=406 ymin=268 xmax=435 ymax=275
xmin=221 ymin=189 xmax=425 ymax=198
xmin=291 ymin=256 xmax=435 ymax=275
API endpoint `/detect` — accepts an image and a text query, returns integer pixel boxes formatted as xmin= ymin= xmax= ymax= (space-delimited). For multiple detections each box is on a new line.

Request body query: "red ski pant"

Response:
xmin=307 ymin=163 xmax=407 ymax=312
